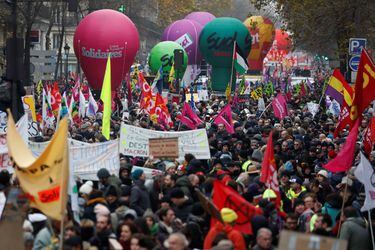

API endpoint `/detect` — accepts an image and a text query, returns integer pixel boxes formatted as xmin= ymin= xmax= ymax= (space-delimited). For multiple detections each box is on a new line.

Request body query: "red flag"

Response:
xmin=363 ymin=120 xmax=373 ymax=156
xmin=150 ymin=93 xmax=173 ymax=127
xmin=272 ymin=94 xmax=288 ymax=120
xmin=353 ymin=50 xmax=375 ymax=119
xmin=180 ymin=102 xmax=203 ymax=129
xmin=324 ymin=120 xmax=359 ymax=173
xmin=140 ymin=81 xmax=152 ymax=112
xmin=260 ymin=131 xmax=281 ymax=207
xmin=212 ymin=180 xmax=262 ymax=235
xmin=213 ymin=104 xmax=234 ymax=134
xmin=371 ymin=117 xmax=375 ymax=142
xmin=51 ymin=81 xmax=61 ymax=115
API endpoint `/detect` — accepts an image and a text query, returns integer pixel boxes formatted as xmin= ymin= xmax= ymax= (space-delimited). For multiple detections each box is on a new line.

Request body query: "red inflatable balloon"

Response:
xmin=73 ymin=9 xmax=139 ymax=90
xmin=274 ymin=29 xmax=292 ymax=53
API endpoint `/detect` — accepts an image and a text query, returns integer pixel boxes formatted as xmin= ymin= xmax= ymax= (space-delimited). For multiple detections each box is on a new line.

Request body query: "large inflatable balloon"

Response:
xmin=243 ymin=16 xmax=275 ymax=72
xmin=199 ymin=17 xmax=251 ymax=92
xmin=149 ymin=41 xmax=188 ymax=79
xmin=266 ymin=29 xmax=292 ymax=62
xmin=274 ymin=29 xmax=292 ymax=53
xmin=73 ymin=9 xmax=139 ymax=90
xmin=162 ymin=19 xmax=203 ymax=65
xmin=185 ymin=12 xmax=216 ymax=27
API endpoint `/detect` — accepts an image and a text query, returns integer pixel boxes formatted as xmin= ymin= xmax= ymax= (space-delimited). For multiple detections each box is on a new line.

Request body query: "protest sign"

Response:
xmin=185 ymin=93 xmax=199 ymax=102
xmin=278 ymin=231 xmax=347 ymax=250
xmin=149 ymin=138 xmax=179 ymax=159
xmin=29 ymin=139 xmax=120 ymax=180
xmin=197 ymin=90 xmax=209 ymax=101
xmin=120 ymin=124 xmax=210 ymax=159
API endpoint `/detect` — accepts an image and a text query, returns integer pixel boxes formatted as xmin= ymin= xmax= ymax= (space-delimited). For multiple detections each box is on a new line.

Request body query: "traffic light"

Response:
xmin=118 ymin=5 xmax=125 ymax=13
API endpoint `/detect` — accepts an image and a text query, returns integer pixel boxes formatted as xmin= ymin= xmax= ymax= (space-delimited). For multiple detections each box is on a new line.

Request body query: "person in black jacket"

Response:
xmin=130 ymin=169 xmax=151 ymax=216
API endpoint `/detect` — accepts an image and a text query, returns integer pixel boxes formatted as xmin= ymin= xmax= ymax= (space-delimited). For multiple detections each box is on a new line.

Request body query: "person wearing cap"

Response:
xmin=286 ymin=176 xmax=307 ymax=205
xmin=169 ymin=187 xmax=193 ymax=222
xmin=97 ymin=168 xmax=122 ymax=193
xmin=130 ymin=169 xmax=150 ymax=216
xmin=204 ymin=208 xmax=246 ymax=250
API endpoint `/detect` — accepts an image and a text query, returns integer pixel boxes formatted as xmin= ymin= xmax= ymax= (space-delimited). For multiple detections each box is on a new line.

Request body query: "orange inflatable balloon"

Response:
xmin=243 ymin=16 xmax=275 ymax=71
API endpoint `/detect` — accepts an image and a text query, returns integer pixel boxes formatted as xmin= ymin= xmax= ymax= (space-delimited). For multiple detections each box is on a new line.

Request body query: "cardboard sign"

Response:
xmin=149 ymin=137 xmax=179 ymax=159
xmin=278 ymin=231 xmax=347 ymax=250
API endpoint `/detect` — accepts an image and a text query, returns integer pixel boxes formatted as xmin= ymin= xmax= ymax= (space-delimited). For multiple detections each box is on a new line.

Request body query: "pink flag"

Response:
xmin=213 ymin=104 xmax=234 ymax=134
xmin=272 ymin=93 xmax=288 ymax=119
xmin=324 ymin=120 xmax=359 ymax=173
xmin=180 ymin=102 xmax=203 ymax=129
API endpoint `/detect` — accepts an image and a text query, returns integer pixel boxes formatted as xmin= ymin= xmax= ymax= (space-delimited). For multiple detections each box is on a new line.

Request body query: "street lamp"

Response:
xmin=64 ymin=43 xmax=70 ymax=83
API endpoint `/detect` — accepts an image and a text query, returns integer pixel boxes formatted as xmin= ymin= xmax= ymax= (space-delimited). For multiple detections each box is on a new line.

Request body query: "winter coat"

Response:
xmin=172 ymin=199 xmax=193 ymax=222
xmin=322 ymin=201 xmax=340 ymax=225
xmin=82 ymin=196 xmax=107 ymax=222
xmin=204 ymin=222 xmax=246 ymax=250
xmin=130 ymin=180 xmax=151 ymax=216
xmin=339 ymin=217 xmax=371 ymax=250
xmin=33 ymin=227 xmax=58 ymax=250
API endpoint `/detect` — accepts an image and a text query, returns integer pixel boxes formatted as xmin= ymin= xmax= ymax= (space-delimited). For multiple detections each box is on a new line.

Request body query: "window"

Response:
xmin=53 ymin=34 xmax=61 ymax=49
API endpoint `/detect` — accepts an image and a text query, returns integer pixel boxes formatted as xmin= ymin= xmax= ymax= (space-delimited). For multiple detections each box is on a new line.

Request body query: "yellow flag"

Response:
xmin=100 ymin=54 xmax=112 ymax=140
xmin=7 ymin=112 xmax=69 ymax=221
xmin=169 ymin=63 xmax=175 ymax=83
xmin=225 ymin=82 xmax=231 ymax=101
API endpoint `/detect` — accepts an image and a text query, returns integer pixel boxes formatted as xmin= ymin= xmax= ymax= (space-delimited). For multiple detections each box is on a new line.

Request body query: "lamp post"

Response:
xmin=64 ymin=43 xmax=70 ymax=83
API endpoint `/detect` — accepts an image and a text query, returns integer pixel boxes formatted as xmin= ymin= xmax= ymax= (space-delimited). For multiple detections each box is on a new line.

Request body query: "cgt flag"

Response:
xmin=212 ymin=180 xmax=262 ymax=235
xmin=7 ymin=112 xmax=69 ymax=221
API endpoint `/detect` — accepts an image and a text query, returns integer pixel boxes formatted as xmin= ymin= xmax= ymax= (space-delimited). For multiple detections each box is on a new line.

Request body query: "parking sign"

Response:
xmin=349 ymin=38 xmax=366 ymax=55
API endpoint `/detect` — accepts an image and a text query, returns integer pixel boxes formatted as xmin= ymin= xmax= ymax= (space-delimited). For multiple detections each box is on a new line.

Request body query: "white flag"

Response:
xmin=79 ymin=90 xmax=86 ymax=118
xmin=354 ymin=152 xmax=375 ymax=211
xmin=86 ymin=89 xmax=98 ymax=117
xmin=307 ymin=102 xmax=319 ymax=118
xmin=258 ymin=98 xmax=266 ymax=111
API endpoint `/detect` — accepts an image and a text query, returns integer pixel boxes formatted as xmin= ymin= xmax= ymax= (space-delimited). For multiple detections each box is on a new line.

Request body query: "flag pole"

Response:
xmin=368 ymin=211 xmax=375 ymax=249
xmin=227 ymin=41 xmax=236 ymax=101
xmin=337 ymin=171 xmax=349 ymax=238
xmin=259 ymin=101 xmax=273 ymax=118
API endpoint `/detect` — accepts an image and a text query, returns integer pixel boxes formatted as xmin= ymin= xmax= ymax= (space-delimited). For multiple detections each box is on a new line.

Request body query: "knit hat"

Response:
xmin=97 ymin=168 xmax=110 ymax=179
xmin=105 ymin=185 xmax=118 ymax=197
xmin=169 ymin=188 xmax=185 ymax=199
xmin=221 ymin=208 xmax=238 ymax=223
xmin=94 ymin=204 xmax=110 ymax=216
xmin=79 ymin=181 xmax=93 ymax=195
xmin=317 ymin=170 xmax=328 ymax=178
xmin=131 ymin=169 xmax=144 ymax=181
xmin=251 ymin=149 xmax=263 ymax=162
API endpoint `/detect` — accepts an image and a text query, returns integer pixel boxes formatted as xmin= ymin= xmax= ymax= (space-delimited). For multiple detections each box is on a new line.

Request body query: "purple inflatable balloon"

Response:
xmin=185 ymin=11 xmax=216 ymax=27
xmin=162 ymin=19 xmax=203 ymax=65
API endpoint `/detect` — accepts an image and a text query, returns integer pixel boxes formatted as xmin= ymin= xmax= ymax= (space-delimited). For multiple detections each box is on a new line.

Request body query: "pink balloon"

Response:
xmin=74 ymin=9 xmax=139 ymax=90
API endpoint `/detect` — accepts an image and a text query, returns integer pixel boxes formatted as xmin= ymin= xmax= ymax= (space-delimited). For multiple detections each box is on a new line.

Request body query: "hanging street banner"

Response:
xmin=120 ymin=123 xmax=210 ymax=159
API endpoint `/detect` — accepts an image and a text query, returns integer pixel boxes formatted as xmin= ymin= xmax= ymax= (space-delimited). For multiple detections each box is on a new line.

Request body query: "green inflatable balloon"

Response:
xmin=149 ymin=41 xmax=188 ymax=79
xmin=199 ymin=17 xmax=251 ymax=92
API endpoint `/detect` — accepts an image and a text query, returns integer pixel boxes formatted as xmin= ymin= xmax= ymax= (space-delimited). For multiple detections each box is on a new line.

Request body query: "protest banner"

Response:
xmin=278 ymin=231 xmax=347 ymax=250
xmin=132 ymin=166 xmax=163 ymax=179
xmin=29 ymin=139 xmax=120 ymax=180
xmin=0 ymin=115 xmax=29 ymax=173
xmin=7 ymin=114 xmax=69 ymax=221
xmin=149 ymin=137 xmax=179 ymax=159
xmin=120 ymin=124 xmax=210 ymax=159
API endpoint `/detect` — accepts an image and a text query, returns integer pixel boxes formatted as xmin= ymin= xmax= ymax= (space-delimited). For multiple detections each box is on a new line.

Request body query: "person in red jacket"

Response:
xmin=204 ymin=208 xmax=247 ymax=250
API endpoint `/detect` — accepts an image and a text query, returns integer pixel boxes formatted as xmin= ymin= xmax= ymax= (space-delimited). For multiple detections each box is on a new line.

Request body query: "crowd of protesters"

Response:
xmin=1 ymin=71 xmax=374 ymax=250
